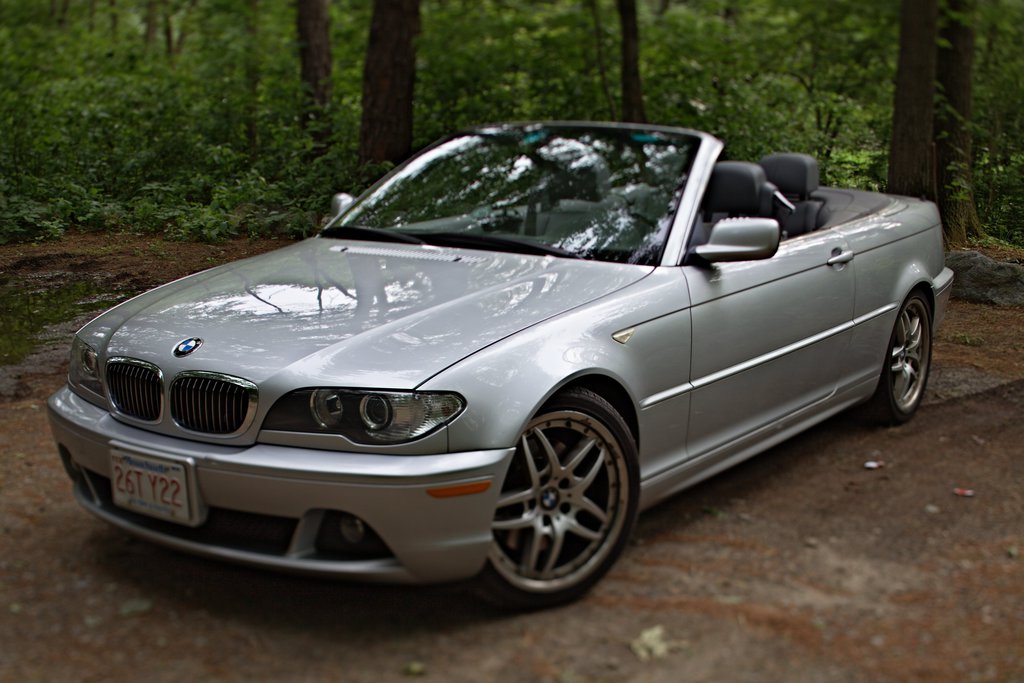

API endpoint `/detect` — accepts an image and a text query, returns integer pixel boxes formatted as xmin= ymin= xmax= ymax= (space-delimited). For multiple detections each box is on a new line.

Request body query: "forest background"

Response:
xmin=1 ymin=0 xmax=1021 ymax=248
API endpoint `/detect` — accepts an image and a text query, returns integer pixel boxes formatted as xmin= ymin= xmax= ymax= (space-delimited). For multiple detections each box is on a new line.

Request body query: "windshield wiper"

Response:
xmin=322 ymin=226 xmax=581 ymax=259
xmin=321 ymin=225 xmax=425 ymax=244
xmin=421 ymin=232 xmax=581 ymax=259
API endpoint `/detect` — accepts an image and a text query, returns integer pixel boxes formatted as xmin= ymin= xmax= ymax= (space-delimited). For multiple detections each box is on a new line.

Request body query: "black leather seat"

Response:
xmin=702 ymin=161 xmax=778 ymax=219
xmin=691 ymin=161 xmax=781 ymax=251
xmin=759 ymin=153 xmax=828 ymax=236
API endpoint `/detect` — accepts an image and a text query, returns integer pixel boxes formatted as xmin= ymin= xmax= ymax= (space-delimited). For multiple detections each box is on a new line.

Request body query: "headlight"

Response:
xmin=68 ymin=336 xmax=104 ymax=399
xmin=264 ymin=389 xmax=465 ymax=444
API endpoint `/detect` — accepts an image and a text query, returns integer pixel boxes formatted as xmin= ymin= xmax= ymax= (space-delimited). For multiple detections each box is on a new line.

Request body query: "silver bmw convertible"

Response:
xmin=48 ymin=122 xmax=953 ymax=608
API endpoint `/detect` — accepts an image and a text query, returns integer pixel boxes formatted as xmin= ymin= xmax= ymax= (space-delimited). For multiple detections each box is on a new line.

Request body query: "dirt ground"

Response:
xmin=1 ymin=232 xmax=1022 ymax=683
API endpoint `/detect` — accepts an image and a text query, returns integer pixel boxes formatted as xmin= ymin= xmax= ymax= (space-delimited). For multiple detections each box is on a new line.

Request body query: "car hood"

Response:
xmin=93 ymin=238 xmax=652 ymax=389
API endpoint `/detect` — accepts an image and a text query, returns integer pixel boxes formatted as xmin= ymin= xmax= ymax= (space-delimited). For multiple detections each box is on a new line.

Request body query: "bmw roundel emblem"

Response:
xmin=173 ymin=337 xmax=203 ymax=357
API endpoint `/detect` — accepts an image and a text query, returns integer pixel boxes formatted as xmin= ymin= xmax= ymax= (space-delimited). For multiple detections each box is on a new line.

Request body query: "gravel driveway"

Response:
xmin=1 ymin=234 xmax=1021 ymax=682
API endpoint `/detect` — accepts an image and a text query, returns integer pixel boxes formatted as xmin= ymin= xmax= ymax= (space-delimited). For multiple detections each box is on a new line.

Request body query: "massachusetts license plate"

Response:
xmin=110 ymin=449 xmax=200 ymax=526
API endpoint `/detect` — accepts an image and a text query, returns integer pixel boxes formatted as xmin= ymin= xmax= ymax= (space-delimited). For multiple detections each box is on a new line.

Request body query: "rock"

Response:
xmin=926 ymin=366 xmax=1008 ymax=405
xmin=945 ymin=251 xmax=1024 ymax=306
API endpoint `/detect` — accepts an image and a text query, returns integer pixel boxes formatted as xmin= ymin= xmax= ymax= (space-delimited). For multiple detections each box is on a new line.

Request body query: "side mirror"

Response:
xmin=330 ymin=192 xmax=355 ymax=222
xmin=694 ymin=217 xmax=780 ymax=262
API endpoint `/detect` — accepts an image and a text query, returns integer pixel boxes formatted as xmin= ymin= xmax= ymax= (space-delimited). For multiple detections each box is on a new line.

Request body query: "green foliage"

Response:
xmin=0 ymin=0 xmax=1020 ymax=247
xmin=972 ymin=0 xmax=1024 ymax=244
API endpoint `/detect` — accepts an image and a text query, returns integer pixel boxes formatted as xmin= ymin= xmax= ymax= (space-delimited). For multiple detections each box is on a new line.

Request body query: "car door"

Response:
xmin=683 ymin=228 xmax=856 ymax=459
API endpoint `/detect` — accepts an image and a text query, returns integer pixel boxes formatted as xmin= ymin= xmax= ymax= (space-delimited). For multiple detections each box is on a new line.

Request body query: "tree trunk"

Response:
xmin=587 ymin=0 xmax=617 ymax=120
xmin=296 ymin=0 xmax=332 ymax=148
xmin=887 ymin=0 xmax=938 ymax=201
xmin=935 ymin=0 xmax=984 ymax=245
xmin=617 ymin=0 xmax=647 ymax=123
xmin=58 ymin=0 xmax=71 ymax=27
xmin=358 ymin=0 xmax=421 ymax=166
xmin=244 ymin=0 xmax=260 ymax=156
xmin=144 ymin=0 xmax=158 ymax=47
xmin=174 ymin=0 xmax=199 ymax=55
xmin=163 ymin=4 xmax=174 ymax=56
xmin=296 ymin=0 xmax=332 ymax=109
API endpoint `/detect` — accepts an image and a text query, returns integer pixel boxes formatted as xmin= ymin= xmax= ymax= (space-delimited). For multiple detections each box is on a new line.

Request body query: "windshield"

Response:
xmin=334 ymin=125 xmax=701 ymax=265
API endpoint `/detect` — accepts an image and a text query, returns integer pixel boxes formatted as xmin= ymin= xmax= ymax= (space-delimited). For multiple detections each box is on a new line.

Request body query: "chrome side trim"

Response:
xmin=640 ymin=382 xmax=695 ymax=409
xmin=639 ymin=303 xmax=898 ymax=409
xmin=852 ymin=302 xmax=899 ymax=327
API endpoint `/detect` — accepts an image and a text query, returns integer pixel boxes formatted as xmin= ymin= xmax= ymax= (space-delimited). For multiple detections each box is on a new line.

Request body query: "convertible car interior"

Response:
xmin=695 ymin=152 xmax=897 ymax=247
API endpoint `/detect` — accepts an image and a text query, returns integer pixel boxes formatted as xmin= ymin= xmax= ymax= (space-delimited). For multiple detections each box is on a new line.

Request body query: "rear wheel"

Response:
xmin=477 ymin=387 xmax=639 ymax=610
xmin=867 ymin=291 xmax=932 ymax=425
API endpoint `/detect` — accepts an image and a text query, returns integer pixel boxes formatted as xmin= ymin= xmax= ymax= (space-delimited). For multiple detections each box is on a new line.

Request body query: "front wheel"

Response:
xmin=477 ymin=387 xmax=639 ymax=610
xmin=867 ymin=291 xmax=933 ymax=425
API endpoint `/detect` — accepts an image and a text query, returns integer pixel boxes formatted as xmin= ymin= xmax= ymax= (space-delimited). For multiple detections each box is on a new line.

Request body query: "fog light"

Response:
xmin=339 ymin=514 xmax=366 ymax=544
xmin=57 ymin=445 xmax=83 ymax=482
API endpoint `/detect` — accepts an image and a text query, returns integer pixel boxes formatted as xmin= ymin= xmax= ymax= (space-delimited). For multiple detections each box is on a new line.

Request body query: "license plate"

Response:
xmin=110 ymin=449 xmax=201 ymax=526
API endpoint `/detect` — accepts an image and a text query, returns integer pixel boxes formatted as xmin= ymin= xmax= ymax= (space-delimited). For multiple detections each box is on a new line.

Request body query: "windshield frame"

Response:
xmin=326 ymin=122 xmax=708 ymax=266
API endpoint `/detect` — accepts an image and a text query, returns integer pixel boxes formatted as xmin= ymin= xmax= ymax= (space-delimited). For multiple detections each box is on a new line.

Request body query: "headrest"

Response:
xmin=549 ymin=159 xmax=610 ymax=203
xmin=759 ymin=153 xmax=819 ymax=199
xmin=702 ymin=161 xmax=768 ymax=216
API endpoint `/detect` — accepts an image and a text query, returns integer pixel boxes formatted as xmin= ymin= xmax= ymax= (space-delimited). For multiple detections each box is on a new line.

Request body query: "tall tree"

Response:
xmin=161 ymin=0 xmax=199 ymax=57
xmin=617 ymin=0 xmax=647 ymax=122
xmin=359 ymin=0 xmax=421 ymax=166
xmin=296 ymin=0 xmax=332 ymax=146
xmin=108 ymin=0 xmax=118 ymax=39
xmin=244 ymin=0 xmax=260 ymax=155
xmin=587 ymin=0 xmax=617 ymax=120
xmin=887 ymin=0 xmax=938 ymax=201
xmin=935 ymin=0 xmax=983 ymax=244
xmin=144 ymin=0 xmax=158 ymax=48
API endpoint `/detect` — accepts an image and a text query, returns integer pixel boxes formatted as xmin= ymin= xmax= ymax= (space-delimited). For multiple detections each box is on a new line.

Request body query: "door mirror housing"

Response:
xmin=695 ymin=217 xmax=781 ymax=262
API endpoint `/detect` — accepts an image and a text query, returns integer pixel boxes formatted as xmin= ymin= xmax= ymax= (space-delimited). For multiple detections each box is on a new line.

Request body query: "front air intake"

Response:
xmin=169 ymin=372 xmax=257 ymax=435
xmin=106 ymin=359 xmax=162 ymax=422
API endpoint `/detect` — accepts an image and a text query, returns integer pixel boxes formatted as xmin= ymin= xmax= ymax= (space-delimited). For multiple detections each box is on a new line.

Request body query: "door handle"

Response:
xmin=827 ymin=249 xmax=854 ymax=266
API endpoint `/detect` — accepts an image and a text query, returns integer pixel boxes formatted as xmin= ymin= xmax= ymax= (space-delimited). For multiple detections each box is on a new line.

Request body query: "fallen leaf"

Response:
xmin=402 ymin=661 xmax=426 ymax=677
xmin=119 ymin=598 xmax=153 ymax=617
xmin=630 ymin=625 xmax=686 ymax=662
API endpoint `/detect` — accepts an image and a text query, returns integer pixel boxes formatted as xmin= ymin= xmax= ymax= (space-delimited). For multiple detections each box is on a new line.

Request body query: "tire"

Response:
xmin=476 ymin=387 xmax=639 ymax=610
xmin=867 ymin=291 xmax=933 ymax=425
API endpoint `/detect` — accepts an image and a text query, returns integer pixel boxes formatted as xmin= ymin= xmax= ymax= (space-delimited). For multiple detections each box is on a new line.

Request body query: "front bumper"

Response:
xmin=48 ymin=386 xmax=514 ymax=584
